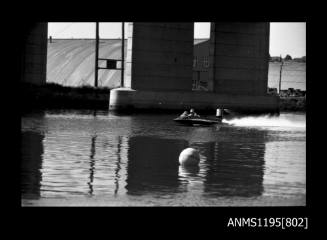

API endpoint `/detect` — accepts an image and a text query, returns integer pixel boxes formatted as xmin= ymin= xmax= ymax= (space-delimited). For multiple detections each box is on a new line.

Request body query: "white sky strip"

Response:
xmin=48 ymin=22 xmax=306 ymax=58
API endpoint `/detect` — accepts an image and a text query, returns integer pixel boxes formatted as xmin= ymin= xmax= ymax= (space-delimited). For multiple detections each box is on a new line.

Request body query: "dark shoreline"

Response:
xmin=21 ymin=82 xmax=110 ymax=112
xmin=21 ymin=83 xmax=306 ymax=113
xmin=279 ymin=96 xmax=306 ymax=112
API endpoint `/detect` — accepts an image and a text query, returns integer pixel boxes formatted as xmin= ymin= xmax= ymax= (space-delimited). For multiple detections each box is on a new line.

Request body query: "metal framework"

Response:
xmin=94 ymin=22 xmax=125 ymax=87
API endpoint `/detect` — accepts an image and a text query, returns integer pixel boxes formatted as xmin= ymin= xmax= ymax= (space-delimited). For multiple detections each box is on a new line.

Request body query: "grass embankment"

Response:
xmin=22 ymin=82 xmax=110 ymax=110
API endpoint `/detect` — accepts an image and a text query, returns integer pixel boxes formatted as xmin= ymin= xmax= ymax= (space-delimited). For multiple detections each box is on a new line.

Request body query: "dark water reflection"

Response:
xmin=87 ymin=134 xmax=96 ymax=195
xmin=21 ymin=131 xmax=44 ymax=198
xmin=126 ymin=136 xmax=187 ymax=196
xmin=21 ymin=110 xmax=306 ymax=205
xmin=203 ymin=142 xmax=265 ymax=197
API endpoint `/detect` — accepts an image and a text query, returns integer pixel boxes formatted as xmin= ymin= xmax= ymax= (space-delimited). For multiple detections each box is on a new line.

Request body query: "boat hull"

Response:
xmin=173 ymin=117 xmax=221 ymax=126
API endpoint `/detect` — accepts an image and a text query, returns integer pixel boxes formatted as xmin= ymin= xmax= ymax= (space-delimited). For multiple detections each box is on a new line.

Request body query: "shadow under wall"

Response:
xmin=21 ymin=131 xmax=44 ymax=199
xmin=125 ymin=136 xmax=188 ymax=196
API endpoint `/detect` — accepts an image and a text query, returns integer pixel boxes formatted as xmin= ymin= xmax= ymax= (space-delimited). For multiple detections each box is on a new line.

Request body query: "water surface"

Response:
xmin=21 ymin=110 xmax=306 ymax=206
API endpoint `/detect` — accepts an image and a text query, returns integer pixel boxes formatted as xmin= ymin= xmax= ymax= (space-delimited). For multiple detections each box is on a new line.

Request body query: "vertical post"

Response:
xmin=121 ymin=22 xmax=125 ymax=87
xmin=94 ymin=22 xmax=99 ymax=88
xmin=278 ymin=54 xmax=284 ymax=95
xmin=197 ymin=71 xmax=200 ymax=90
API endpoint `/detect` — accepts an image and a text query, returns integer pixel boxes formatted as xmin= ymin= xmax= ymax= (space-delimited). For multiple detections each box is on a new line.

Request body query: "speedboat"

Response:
xmin=173 ymin=116 xmax=222 ymax=126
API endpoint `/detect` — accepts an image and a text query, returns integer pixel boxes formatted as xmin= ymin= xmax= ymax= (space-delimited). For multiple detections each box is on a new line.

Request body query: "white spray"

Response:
xmin=222 ymin=114 xmax=306 ymax=129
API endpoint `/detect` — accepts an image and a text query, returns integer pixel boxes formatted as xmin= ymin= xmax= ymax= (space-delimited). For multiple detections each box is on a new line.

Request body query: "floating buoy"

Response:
xmin=179 ymin=148 xmax=200 ymax=166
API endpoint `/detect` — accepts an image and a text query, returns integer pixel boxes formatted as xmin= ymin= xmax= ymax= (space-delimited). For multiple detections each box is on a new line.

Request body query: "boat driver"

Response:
xmin=188 ymin=108 xmax=200 ymax=118
xmin=180 ymin=111 xmax=189 ymax=118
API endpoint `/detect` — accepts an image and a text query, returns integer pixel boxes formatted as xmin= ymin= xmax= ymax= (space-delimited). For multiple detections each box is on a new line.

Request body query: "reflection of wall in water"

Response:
xmin=190 ymin=141 xmax=216 ymax=161
xmin=21 ymin=131 xmax=44 ymax=198
xmin=203 ymin=140 xmax=266 ymax=197
xmin=125 ymin=136 xmax=188 ymax=196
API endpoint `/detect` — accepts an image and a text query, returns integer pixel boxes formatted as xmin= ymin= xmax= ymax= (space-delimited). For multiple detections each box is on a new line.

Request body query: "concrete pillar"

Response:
xmin=20 ymin=22 xmax=48 ymax=85
xmin=124 ymin=22 xmax=134 ymax=89
xmin=110 ymin=22 xmax=195 ymax=111
xmin=110 ymin=22 xmax=278 ymax=113
xmin=124 ymin=22 xmax=194 ymax=90
xmin=209 ymin=22 xmax=270 ymax=95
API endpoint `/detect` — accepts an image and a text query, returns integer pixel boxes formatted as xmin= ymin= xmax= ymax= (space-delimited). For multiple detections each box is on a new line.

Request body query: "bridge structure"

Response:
xmin=19 ymin=22 xmax=279 ymax=113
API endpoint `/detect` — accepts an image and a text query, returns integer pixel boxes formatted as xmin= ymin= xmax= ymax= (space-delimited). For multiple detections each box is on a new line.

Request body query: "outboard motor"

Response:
xmin=216 ymin=108 xmax=223 ymax=122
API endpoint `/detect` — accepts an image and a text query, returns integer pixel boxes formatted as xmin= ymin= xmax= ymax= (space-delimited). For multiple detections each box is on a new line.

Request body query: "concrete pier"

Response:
xmin=208 ymin=22 xmax=270 ymax=95
xmin=109 ymin=88 xmax=279 ymax=113
xmin=109 ymin=22 xmax=278 ymax=113
xmin=20 ymin=22 xmax=48 ymax=85
xmin=123 ymin=22 xmax=194 ymax=90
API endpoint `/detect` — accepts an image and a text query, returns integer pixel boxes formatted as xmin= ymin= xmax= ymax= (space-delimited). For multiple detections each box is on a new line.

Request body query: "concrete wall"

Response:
xmin=124 ymin=22 xmax=194 ymax=91
xmin=111 ymin=22 xmax=278 ymax=113
xmin=209 ymin=22 xmax=270 ymax=95
xmin=21 ymin=22 xmax=48 ymax=85
xmin=109 ymin=87 xmax=279 ymax=113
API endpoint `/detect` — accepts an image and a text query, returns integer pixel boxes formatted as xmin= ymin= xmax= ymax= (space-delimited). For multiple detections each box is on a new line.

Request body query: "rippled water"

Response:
xmin=21 ymin=110 xmax=306 ymax=206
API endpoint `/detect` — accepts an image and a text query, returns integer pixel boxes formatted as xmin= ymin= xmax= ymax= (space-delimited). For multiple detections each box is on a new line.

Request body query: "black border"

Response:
xmin=6 ymin=4 xmax=316 ymax=233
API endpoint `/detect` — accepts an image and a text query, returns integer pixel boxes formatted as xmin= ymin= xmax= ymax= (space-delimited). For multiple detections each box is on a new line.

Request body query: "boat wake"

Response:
xmin=222 ymin=114 xmax=306 ymax=129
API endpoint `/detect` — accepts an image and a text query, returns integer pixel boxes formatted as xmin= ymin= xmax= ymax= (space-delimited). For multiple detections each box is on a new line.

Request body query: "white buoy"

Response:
xmin=179 ymin=148 xmax=200 ymax=166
